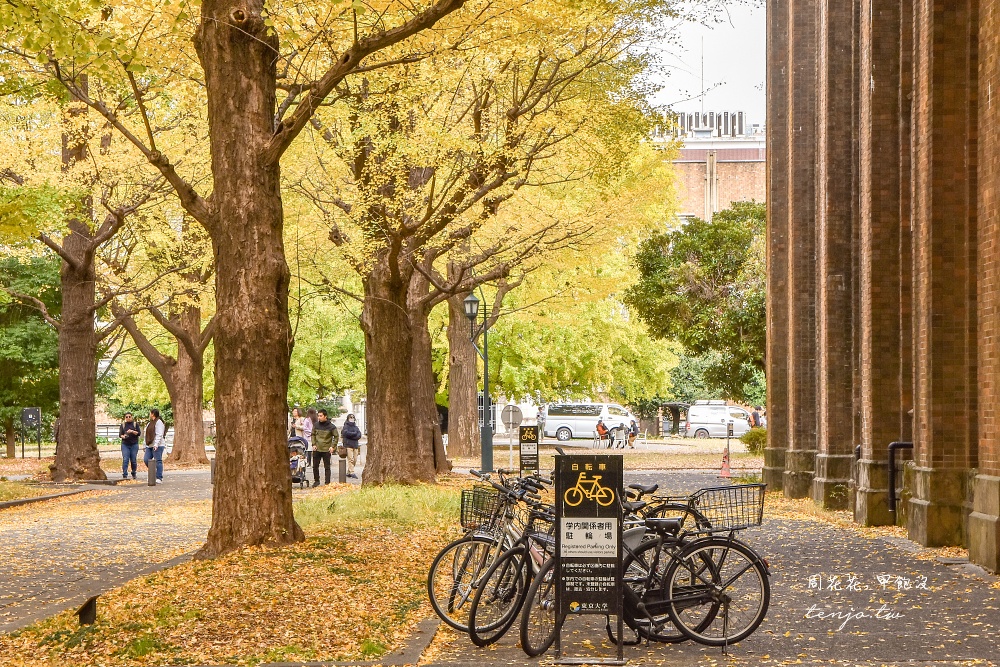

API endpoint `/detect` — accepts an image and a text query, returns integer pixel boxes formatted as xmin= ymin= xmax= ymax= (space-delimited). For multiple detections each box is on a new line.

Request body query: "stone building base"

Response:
xmin=784 ymin=449 xmax=816 ymax=499
xmin=763 ymin=446 xmax=786 ymax=491
xmin=969 ymin=475 xmax=1000 ymax=573
xmin=906 ymin=466 xmax=968 ymax=547
xmin=812 ymin=453 xmax=853 ymax=509
xmin=854 ymin=458 xmax=894 ymax=526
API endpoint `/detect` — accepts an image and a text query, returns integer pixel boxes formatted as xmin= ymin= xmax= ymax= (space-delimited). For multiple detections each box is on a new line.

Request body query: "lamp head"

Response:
xmin=463 ymin=293 xmax=480 ymax=321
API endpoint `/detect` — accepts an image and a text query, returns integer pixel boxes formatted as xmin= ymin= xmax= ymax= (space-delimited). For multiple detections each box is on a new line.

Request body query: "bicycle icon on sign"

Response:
xmin=563 ymin=472 xmax=615 ymax=507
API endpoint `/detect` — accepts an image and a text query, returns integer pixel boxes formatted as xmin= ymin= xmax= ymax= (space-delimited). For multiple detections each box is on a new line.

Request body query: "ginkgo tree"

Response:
xmin=287 ymin=0 xmax=677 ymax=483
xmin=0 ymin=84 xmax=168 ymax=483
xmin=2 ymin=0 xmax=476 ymax=556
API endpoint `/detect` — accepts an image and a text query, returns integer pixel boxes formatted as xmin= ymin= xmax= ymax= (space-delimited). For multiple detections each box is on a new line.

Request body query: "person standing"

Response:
xmin=290 ymin=408 xmax=305 ymax=438
xmin=144 ymin=408 xmax=166 ymax=484
xmin=749 ymin=406 xmax=763 ymax=429
xmin=311 ymin=409 xmax=338 ymax=487
xmin=628 ymin=419 xmax=639 ymax=448
xmin=303 ymin=407 xmax=317 ymax=465
xmin=119 ymin=413 xmax=140 ymax=479
xmin=341 ymin=413 xmax=362 ymax=479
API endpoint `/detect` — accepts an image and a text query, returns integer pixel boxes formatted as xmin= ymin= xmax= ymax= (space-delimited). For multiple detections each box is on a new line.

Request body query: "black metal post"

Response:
xmin=887 ymin=441 xmax=913 ymax=514
xmin=481 ymin=308 xmax=493 ymax=473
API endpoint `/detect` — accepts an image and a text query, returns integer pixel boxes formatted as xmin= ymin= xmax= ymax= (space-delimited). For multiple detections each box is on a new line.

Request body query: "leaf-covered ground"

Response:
xmin=0 ymin=480 xmax=48 ymax=502
xmin=0 ymin=482 xmax=463 ymax=667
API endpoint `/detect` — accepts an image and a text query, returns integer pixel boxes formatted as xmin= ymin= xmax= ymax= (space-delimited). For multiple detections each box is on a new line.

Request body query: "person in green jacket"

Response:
xmin=311 ymin=409 xmax=339 ymax=487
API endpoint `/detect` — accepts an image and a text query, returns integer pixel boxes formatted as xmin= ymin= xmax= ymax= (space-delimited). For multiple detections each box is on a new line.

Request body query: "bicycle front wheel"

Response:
xmin=520 ymin=557 xmax=558 ymax=656
xmin=468 ymin=545 xmax=529 ymax=647
xmin=428 ymin=534 xmax=501 ymax=632
xmin=665 ymin=536 xmax=770 ymax=646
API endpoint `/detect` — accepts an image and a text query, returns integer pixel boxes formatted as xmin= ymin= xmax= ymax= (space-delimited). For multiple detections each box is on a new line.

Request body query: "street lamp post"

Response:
xmin=464 ymin=293 xmax=493 ymax=472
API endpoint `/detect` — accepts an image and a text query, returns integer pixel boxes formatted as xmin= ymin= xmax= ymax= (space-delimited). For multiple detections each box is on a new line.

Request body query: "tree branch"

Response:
xmin=115 ymin=307 xmax=175 ymax=378
xmin=4 ymin=289 xmax=60 ymax=330
xmin=262 ymin=0 xmax=468 ymax=164
xmin=49 ymin=62 xmax=215 ymax=229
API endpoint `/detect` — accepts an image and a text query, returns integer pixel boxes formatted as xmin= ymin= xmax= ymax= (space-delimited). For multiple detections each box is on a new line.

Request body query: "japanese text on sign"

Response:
xmin=560 ymin=518 xmax=618 ymax=557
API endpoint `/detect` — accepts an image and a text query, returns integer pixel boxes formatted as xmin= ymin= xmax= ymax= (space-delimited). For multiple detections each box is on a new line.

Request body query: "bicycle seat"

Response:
xmin=628 ymin=483 xmax=659 ymax=496
xmin=644 ymin=517 xmax=682 ymax=534
xmin=622 ymin=499 xmax=647 ymax=513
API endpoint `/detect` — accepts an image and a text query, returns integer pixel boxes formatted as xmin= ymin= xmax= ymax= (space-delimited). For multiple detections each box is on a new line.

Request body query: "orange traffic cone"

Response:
xmin=720 ymin=450 xmax=732 ymax=479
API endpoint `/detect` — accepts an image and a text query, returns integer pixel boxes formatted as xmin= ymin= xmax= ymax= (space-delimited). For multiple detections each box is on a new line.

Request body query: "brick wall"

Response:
xmin=765 ymin=0 xmax=790 ymax=491
xmin=673 ymin=160 xmax=765 ymax=220
xmin=979 ymin=0 xmax=1000 ymax=477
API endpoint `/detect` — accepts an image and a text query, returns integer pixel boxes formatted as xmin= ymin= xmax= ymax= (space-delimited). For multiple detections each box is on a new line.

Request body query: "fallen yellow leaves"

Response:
xmin=0 ymin=482 xmax=463 ymax=667
xmin=0 ymin=481 xmax=49 ymax=503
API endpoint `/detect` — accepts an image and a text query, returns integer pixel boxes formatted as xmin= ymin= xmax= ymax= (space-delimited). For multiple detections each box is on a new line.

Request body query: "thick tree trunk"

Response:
xmin=447 ymin=295 xmax=481 ymax=459
xmin=408 ymin=279 xmax=450 ymax=475
xmin=167 ymin=308 xmax=208 ymax=465
xmin=4 ymin=417 xmax=15 ymax=459
xmin=195 ymin=1 xmax=302 ymax=558
xmin=50 ymin=223 xmax=105 ymax=483
xmin=361 ymin=262 xmax=431 ymax=485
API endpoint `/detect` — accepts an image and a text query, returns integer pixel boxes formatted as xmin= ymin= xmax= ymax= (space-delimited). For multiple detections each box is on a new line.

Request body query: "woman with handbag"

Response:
xmin=341 ymin=414 xmax=362 ymax=479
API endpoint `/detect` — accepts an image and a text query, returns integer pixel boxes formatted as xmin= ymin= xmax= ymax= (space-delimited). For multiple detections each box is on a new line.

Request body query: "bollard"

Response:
xmin=77 ymin=595 xmax=98 ymax=626
xmin=339 ymin=457 xmax=347 ymax=484
xmin=148 ymin=461 xmax=156 ymax=487
xmin=210 ymin=458 xmax=216 ymax=485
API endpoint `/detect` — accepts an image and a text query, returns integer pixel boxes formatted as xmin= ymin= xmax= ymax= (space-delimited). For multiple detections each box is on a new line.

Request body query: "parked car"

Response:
xmin=683 ymin=401 xmax=751 ymax=439
xmin=540 ymin=402 xmax=639 ymax=441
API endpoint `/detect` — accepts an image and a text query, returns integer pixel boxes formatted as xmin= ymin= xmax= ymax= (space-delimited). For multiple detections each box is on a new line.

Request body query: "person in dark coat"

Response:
xmin=119 ymin=413 xmax=140 ymax=479
xmin=311 ymin=409 xmax=338 ymax=487
xmin=341 ymin=413 xmax=362 ymax=479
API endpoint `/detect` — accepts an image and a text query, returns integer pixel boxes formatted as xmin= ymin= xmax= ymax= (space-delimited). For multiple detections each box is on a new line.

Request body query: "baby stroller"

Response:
xmin=288 ymin=436 xmax=309 ymax=489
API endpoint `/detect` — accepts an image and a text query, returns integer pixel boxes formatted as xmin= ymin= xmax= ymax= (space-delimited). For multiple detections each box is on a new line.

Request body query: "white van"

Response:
xmin=684 ymin=401 xmax=751 ymax=439
xmin=540 ymin=402 xmax=638 ymax=441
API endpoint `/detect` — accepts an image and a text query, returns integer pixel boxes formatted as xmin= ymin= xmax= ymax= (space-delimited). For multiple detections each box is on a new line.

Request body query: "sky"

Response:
xmin=650 ymin=2 xmax=767 ymax=128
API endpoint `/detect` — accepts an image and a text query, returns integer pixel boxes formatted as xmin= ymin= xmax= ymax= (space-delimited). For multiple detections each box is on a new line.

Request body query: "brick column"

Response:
xmin=813 ymin=0 xmax=857 ymax=509
xmin=856 ymin=0 xmax=911 ymax=526
xmin=764 ymin=0 xmax=790 ymax=492
xmin=784 ymin=0 xmax=819 ymax=498
xmin=909 ymin=0 xmax=978 ymax=548
xmin=972 ymin=0 xmax=1000 ymax=573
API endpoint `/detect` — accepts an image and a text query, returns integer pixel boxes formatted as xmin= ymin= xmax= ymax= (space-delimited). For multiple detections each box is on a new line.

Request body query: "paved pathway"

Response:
xmin=0 ymin=470 xmax=213 ymax=633
xmin=426 ymin=471 xmax=1000 ymax=666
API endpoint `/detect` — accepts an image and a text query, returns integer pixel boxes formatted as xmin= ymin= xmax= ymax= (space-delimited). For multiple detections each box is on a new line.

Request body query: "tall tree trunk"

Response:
xmin=4 ymin=417 xmax=15 ymax=459
xmin=167 ymin=307 xmax=208 ymax=465
xmin=361 ymin=262 xmax=431 ymax=484
xmin=194 ymin=1 xmax=302 ymax=558
xmin=50 ymin=221 xmax=105 ymax=483
xmin=447 ymin=295 xmax=481 ymax=459
xmin=408 ymin=274 xmax=450 ymax=475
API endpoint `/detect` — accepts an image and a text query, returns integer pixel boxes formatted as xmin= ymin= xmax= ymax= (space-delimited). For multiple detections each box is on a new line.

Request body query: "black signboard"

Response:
xmin=555 ymin=454 xmax=624 ymax=663
xmin=519 ymin=425 xmax=539 ymax=474
xmin=20 ymin=407 xmax=40 ymax=427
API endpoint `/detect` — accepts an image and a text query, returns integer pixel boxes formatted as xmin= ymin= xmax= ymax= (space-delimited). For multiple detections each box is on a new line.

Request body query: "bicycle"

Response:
xmin=467 ymin=501 xmax=555 ymax=647
xmin=617 ymin=484 xmax=769 ymax=648
xmin=427 ymin=469 xmax=550 ymax=632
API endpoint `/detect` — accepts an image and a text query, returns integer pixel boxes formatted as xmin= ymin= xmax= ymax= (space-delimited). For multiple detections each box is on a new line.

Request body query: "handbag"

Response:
xmin=337 ymin=445 xmax=348 ymax=458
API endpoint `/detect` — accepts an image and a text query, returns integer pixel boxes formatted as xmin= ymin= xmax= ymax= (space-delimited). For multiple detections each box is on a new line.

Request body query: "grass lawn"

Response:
xmin=0 ymin=480 xmax=48 ymax=503
xmin=0 ymin=482 xmax=464 ymax=667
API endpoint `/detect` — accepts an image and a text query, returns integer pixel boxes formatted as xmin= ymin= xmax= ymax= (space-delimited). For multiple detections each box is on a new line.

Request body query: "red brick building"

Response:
xmin=661 ymin=116 xmax=766 ymax=220
xmin=766 ymin=0 xmax=1000 ymax=573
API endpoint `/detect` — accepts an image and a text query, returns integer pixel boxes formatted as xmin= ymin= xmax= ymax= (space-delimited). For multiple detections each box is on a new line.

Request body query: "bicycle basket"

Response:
xmin=689 ymin=483 xmax=766 ymax=531
xmin=460 ymin=485 xmax=504 ymax=532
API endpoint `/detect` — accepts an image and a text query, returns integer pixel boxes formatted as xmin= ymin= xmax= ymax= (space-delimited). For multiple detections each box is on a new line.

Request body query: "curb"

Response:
xmin=260 ymin=617 xmax=440 ymax=667
xmin=0 ymin=551 xmax=197 ymax=635
xmin=0 ymin=488 xmax=90 ymax=511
